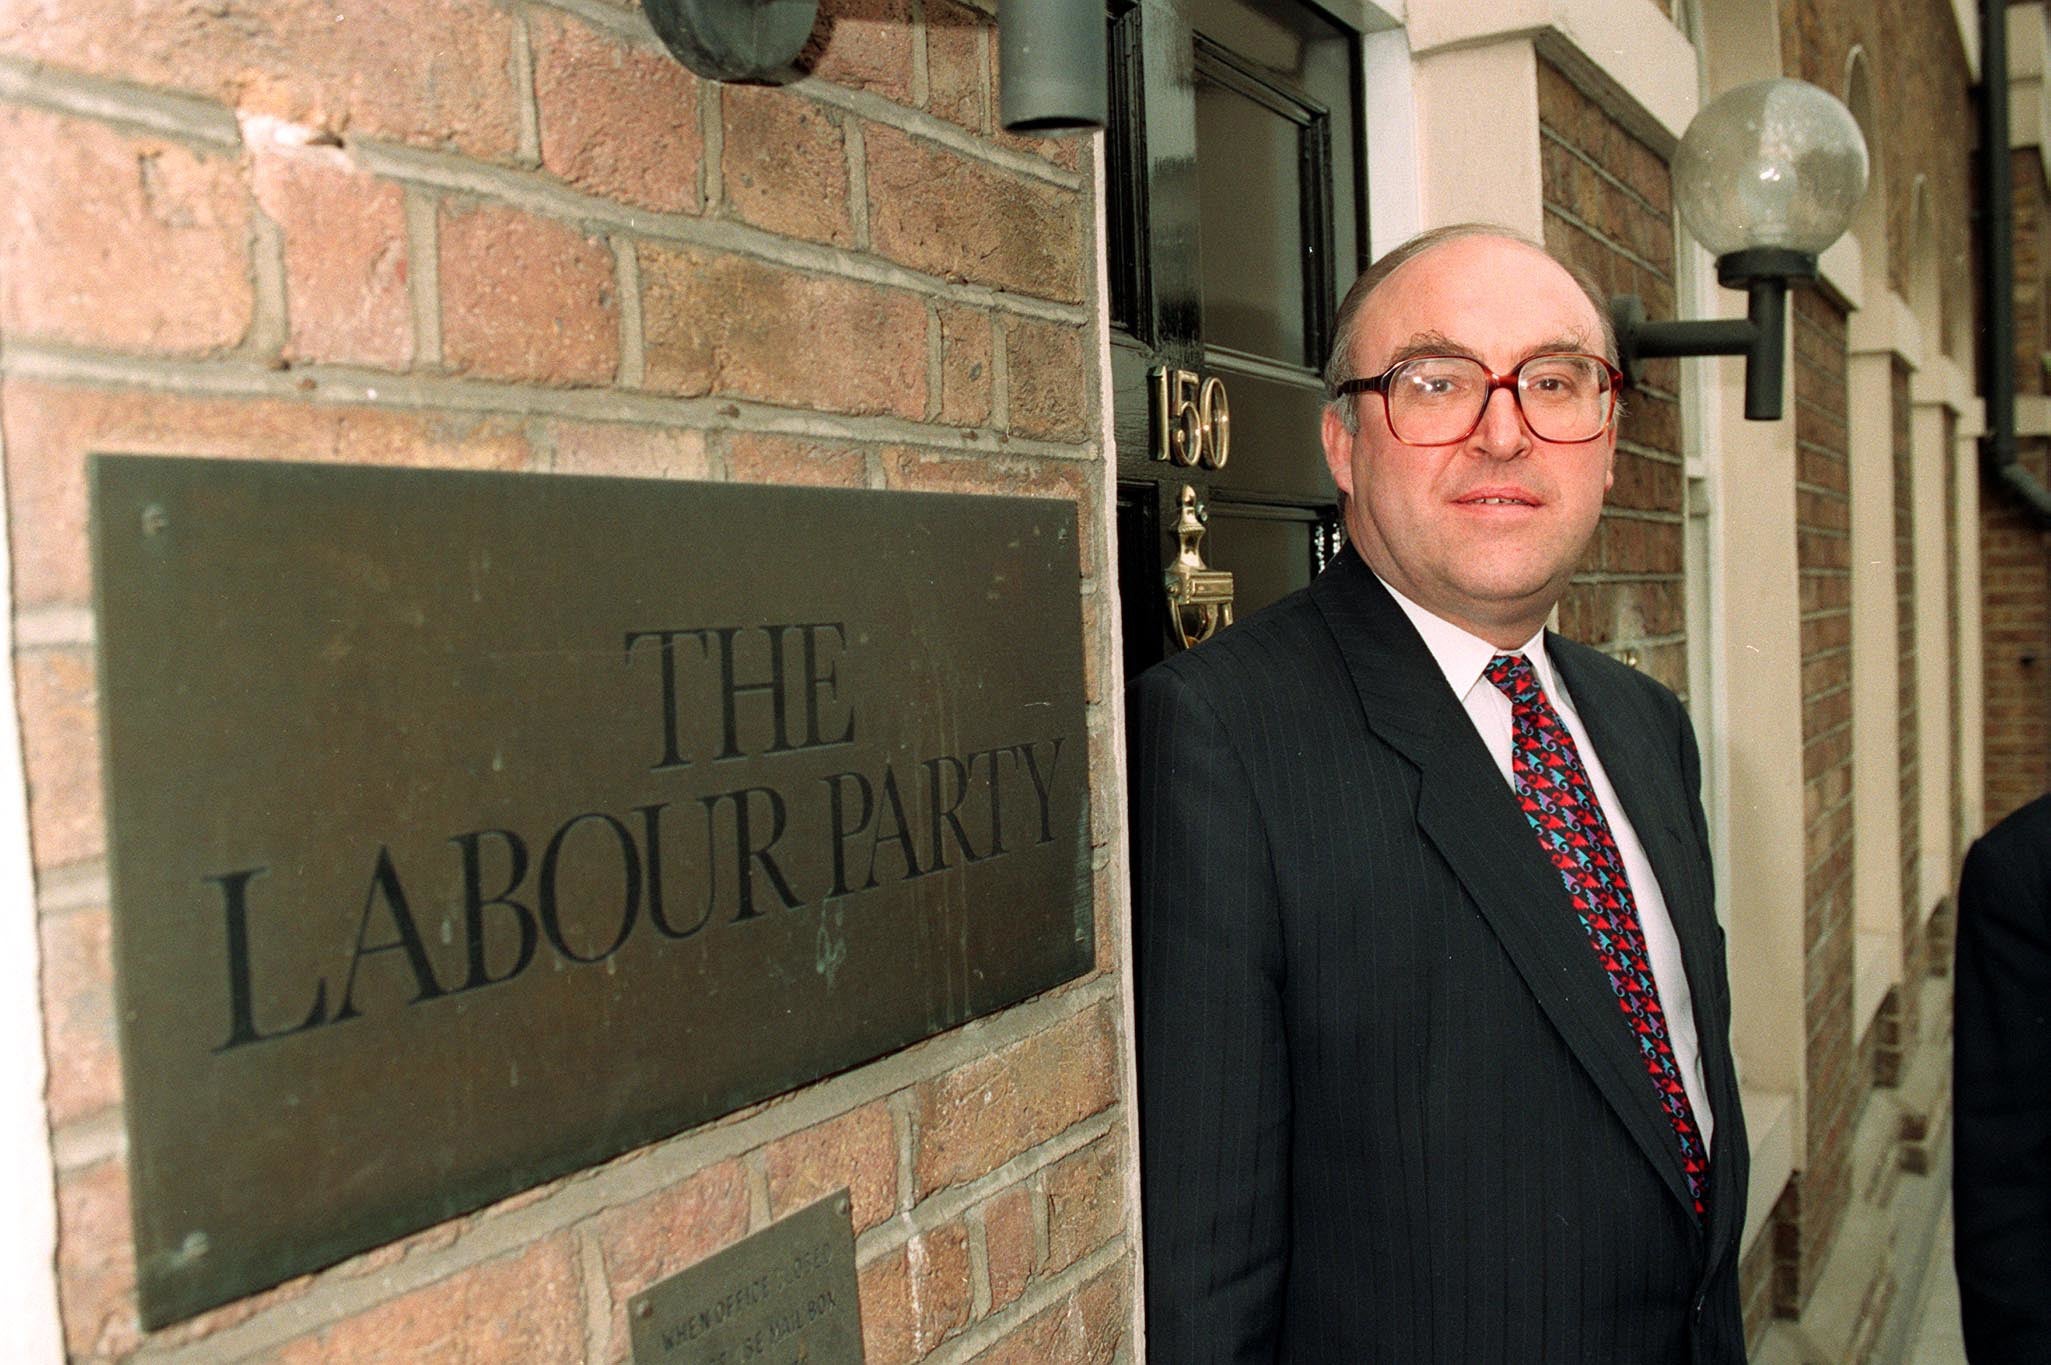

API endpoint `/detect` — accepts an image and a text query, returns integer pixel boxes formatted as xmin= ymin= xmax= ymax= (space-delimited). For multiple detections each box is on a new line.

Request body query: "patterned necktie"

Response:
xmin=1484 ymin=652 xmax=1708 ymax=1221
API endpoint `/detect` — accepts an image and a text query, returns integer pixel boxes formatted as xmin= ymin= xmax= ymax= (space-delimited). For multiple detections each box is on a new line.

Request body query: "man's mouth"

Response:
xmin=1455 ymin=490 xmax=1540 ymax=507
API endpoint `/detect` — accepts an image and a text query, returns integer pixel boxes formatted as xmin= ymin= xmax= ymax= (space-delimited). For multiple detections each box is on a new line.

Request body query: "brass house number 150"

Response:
xmin=1150 ymin=368 xmax=1231 ymax=469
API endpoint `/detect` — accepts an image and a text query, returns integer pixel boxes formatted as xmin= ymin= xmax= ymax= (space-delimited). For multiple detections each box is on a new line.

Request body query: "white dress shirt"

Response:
xmin=1379 ymin=577 xmax=1716 ymax=1154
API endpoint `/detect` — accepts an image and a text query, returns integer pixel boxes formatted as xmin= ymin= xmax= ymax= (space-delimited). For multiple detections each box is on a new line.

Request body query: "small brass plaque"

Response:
xmin=628 ymin=1191 xmax=863 ymax=1365
xmin=91 ymin=456 xmax=1092 ymax=1326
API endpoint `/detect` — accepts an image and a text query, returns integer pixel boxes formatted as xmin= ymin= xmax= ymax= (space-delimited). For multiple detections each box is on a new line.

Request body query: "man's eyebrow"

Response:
xmin=1377 ymin=330 xmax=1598 ymax=369
xmin=1380 ymin=331 xmax=1476 ymax=366
xmin=1526 ymin=331 xmax=1596 ymax=359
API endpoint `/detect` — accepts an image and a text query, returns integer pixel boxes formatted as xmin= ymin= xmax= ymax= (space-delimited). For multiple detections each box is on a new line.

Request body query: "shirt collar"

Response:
xmin=1375 ymin=571 xmax=1558 ymax=703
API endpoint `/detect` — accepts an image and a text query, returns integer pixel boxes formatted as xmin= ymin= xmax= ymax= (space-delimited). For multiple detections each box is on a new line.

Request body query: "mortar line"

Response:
xmin=2 ymin=343 xmax=1100 ymax=460
xmin=0 ymin=56 xmax=240 ymax=150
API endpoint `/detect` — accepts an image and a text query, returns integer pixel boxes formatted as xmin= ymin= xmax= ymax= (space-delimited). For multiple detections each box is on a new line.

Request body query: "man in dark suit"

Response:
xmin=1953 ymin=791 xmax=2051 ymax=1362
xmin=1131 ymin=225 xmax=1747 ymax=1362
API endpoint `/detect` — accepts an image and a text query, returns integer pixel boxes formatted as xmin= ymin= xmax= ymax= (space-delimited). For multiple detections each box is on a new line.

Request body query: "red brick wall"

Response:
xmin=0 ymin=0 xmax=1128 ymax=1358
xmin=1536 ymin=61 xmax=1688 ymax=698
xmin=1795 ymin=288 xmax=1855 ymax=1300
xmin=1983 ymin=439 xmax=2051 ymax=824
xmin=1780 ymin=0 xmax=1975 ymax=307
xmin=1987 ymin=148 xmax=2051 ymax=823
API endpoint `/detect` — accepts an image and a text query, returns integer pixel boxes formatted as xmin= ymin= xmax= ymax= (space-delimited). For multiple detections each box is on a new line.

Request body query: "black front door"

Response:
xmin=1108 ymin=0 xmax=1365 ymax=682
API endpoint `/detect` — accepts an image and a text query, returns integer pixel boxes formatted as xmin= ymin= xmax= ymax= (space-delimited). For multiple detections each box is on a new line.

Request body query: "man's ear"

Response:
xmin=1320 ymin=406 xmax=1356 ymax=496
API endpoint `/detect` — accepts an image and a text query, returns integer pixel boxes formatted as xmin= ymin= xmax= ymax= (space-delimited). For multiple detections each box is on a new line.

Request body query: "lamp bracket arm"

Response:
xmin=1609 ymin=293 xmax=1755 ymax=388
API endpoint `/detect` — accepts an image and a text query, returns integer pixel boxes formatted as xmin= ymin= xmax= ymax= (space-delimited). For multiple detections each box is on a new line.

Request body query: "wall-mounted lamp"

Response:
xmin=639 ymin=0 xmax=1106 ymax=135
xmin=998 ymin=0 xmax=1106 ymax=133
xmin=640 ymin=0 xmax=818 ymax=82
xmin=1612 ymin=78 xmax=1869 ymax=421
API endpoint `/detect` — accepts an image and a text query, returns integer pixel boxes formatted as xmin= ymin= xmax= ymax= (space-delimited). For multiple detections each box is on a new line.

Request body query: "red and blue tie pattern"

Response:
xmin=1485 ymin=652 xmax=1708 ymax=1221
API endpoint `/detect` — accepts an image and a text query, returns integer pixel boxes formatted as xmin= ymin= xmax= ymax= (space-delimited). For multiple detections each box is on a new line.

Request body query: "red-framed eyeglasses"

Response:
xmin=1333 ymin=352 xmax=1624 ymax=446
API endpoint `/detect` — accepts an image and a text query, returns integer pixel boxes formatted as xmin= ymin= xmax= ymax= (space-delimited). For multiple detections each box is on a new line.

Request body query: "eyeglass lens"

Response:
xmin=1385 ymin=355 xmax=1612 ymax=443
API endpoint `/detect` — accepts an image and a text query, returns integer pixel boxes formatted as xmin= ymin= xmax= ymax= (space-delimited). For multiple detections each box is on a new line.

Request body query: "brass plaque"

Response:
xmin=627 ymin=1191 xmax=863 ymax=1365
xmin=90 ymin=455 xmax=1092 ymax=1327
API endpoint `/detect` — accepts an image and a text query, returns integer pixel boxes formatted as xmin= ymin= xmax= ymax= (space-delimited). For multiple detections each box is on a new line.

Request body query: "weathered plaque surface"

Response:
xmin=627 ymin=1190 xmax=863 ymax=1365
xmin=91 ymin=455 xmax=1092 ymax=1326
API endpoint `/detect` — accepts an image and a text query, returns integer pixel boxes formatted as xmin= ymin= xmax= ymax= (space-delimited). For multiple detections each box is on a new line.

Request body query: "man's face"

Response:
xmin=1320 ymin=235 xmax=1616 ymax=648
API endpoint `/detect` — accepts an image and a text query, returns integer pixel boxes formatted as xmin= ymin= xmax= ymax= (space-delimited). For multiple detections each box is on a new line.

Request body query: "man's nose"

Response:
xmin=1469 ymin=384 xmax=1532 ymax=457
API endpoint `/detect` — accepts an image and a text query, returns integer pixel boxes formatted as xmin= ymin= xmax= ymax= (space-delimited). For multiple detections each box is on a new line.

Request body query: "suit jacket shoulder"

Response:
xmin=1955 ymin=791 xmax=2051 ymax=1362
xmin=1965 ymin=792 xmax=2051 ymax=886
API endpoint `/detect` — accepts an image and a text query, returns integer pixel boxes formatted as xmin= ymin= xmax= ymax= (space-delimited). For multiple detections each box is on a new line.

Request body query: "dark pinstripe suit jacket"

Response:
xmin=1131 ymin=548 xmax=1748 ymax=1363
xmin=1953 ymin=792 xmax=2051 ymax=1362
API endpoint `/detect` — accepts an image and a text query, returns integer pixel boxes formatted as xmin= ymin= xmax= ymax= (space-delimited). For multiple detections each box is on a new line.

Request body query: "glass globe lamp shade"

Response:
xmin=1672 ymin=78 xmax=1870 ymax=258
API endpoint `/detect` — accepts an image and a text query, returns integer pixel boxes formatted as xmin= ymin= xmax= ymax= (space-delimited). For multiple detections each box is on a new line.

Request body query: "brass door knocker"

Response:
xmin=1164 ymin=484 xmax=1235 ymax=650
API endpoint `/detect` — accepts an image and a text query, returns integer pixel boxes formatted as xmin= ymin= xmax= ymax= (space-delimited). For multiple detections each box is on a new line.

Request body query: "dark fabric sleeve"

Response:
xmin=1953 ymin=806 xmax=2051 ymax=1364
xmin=1130 ymin=664 xmax=1290 ymax=1365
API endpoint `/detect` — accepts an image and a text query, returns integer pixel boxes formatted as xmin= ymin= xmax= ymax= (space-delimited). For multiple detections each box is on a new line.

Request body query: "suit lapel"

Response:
xmin=1310 ymin=552 xmax=1696 ymax=1218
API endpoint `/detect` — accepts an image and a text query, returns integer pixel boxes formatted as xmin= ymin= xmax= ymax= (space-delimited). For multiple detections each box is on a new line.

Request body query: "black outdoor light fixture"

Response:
xmin=640 ymin=0 xmax=818 ymax=82
xmin=637 ymin=0 xmax=1107 ymax=134
xmin=1613 ymin=78 xmax=1869 ymax=421
xmin=997 ymin=0 xmax=1107 ymax=133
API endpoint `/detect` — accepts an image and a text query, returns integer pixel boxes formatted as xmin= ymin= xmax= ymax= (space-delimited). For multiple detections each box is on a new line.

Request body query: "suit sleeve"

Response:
xmin=1130 ymin=664 xmax=1290 ymax=1364
xmin=1954 ymin=824 xmax=2051 ymax=1362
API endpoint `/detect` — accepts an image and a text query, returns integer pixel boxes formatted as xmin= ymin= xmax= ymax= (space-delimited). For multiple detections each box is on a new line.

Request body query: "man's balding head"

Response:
xmin=1324 ymin=224 xmax=1617 ymax=434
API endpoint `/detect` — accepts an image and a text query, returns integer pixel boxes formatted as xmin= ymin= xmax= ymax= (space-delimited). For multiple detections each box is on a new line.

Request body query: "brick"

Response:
xmin=439 ymin=202 xmax=619 ymax=385
xmin=1608 ymin=450 xmax=1680 ymax=515
xmin=40 ymin=905 xmax=119 ymax=1128
xmin=865 ymin=124 xmax=1083 ymax=301
xmin=587 ymin=1160 xmax=751 ymax=1361
xmin=805 ymin=0 xmax=914 ymax=103
xmin=1561 ymin=579 xmax=1684 ymax=650
xmin=939 ymin=306 xmax=994 ymax=427
xmin=0 ymin=0 xmax=521 ymax=158
xmin=914 ymin=1002 xmax=1117 ymax=1198
xmin=979 ymin=1183 xmax=1036 ymax=1311
xmin=274 ymin=1236 xmax=583 ymax=1363
xmin=1043 ymin=1132 xmax=1123 ymax=1275
xmin=0 ymin=380 xmax=529 ymax=608
xmin=18 ymin=648 xmax=101 ymax=870
xmin=251 ymin=135 xmax=411 ymax=368
xmin=722 ymin=85 xmax=852 ymax=245
xmin=858 ymin=1222 xmax=973 ymax=1365
xmin=640 ymin=246 xmax=927 ymax=418
xmin=1617 ymin=390 xmax=1680 ymax=457
xmin=967 ymin=1264 xmax=1126 ymax=1365
xmin=724 ymin=432 xmax=869 ymax=487
xmin=925 ymin=1 xmax=988 ymax=131
xmin=991 ymin=125 xmax=1089 ymax=175
xmin=54 ymin=1158 xmax=137 ymax=1358
xmin=879 ymin=450 xmax=1092 ymax=575
xmin=763 ymin=1099 xmax=897 ymax=1233
xmin=534 ymin=12 xmax=703 ymax=214
xmin=0 ymin=106 xmax=250 ymax=354
xmin=1596 ymin=515 xmax=1681 ymax=575
xmin=1006 ymin=318 xmax=1088 ymax=441
xmin=546 ymin=422 xmax=710 ymax=480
